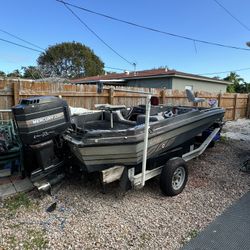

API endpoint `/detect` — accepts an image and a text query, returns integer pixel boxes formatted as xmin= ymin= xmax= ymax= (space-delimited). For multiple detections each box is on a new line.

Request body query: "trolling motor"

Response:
xmin=12 ymin=96 xmax=71 ymax=181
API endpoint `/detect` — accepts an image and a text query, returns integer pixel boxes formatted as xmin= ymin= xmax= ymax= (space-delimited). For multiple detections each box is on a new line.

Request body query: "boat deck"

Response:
xmin=84 ymin=120 xmax=134 ymax=131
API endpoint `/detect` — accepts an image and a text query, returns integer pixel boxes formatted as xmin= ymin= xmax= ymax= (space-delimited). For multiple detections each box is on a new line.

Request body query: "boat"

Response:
xmin=64 ymin=102 xmax=224 ymax=172
xmin=11 ymin=93 xmax=224 ymax=195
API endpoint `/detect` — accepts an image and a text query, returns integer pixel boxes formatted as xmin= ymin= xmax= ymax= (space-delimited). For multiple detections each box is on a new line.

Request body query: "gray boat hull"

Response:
xmin=65 ymin=107 xmax=224 ymax=172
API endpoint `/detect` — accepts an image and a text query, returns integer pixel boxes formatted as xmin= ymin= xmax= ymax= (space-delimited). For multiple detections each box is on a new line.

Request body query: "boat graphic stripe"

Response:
xmin=17 ymin=112 xmax=64 ymax=128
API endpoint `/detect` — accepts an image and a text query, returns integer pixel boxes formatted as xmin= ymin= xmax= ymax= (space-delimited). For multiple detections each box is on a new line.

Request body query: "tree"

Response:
xmin=212 ymin=76 xmax=221 ymax=80
xmin=239 ymin=81 xmax=250 ymax=93
xmin=0 ymin=71 xmax=6 ymax=77
xmin=22 ymin=66 xmax=42 ymax=79
xmin=37 ymin=42 xmax=104 ymax=78
xmin=7 ymin=69 xmax=22 ymax=78
xmin=224 ymin=72 xmax=244 ymax=93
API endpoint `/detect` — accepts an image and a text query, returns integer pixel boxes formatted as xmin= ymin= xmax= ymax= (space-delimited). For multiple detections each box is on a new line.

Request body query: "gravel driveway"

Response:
xmin=1 ymin=139 xmax=250 ymax=250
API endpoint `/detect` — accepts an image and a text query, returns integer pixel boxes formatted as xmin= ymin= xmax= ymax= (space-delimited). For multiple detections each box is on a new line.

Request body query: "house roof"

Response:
xmin=71 ymin=69 xmax=231 ymax=85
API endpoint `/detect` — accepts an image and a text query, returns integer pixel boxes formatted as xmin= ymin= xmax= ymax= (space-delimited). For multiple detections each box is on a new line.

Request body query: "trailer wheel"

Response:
xmin=160 ymin=157 xmax=188 ymax=196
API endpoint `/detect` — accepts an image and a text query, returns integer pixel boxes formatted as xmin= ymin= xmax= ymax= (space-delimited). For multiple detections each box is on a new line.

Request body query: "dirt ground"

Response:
xmin=0 ymin=137 xmax=249 ymax=249
xmin=0 ymin=120 xmax=250 ymax=250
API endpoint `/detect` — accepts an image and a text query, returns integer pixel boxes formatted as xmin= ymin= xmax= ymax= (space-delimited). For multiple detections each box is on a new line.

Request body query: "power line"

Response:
xmin=0 ymin=28 xmax=45 ymax=50
xmin=199 ymin=67 xmax=250 ymax=76
xmin=0 ymin=30 xmax=125 ymax=76
xmin=21 ymin=66 xmax=46 ymax=80
xmin=0 ymin=30 xmax=53 ymax=79
xmin=59 ymin=1 xmax=135 ymax=66
xmin=213 ymin=0 xmax=250 ymax=32
xmin=0 ymin=27 xmax=131 ymax=72
xmin=56 ymin=0 xmax=250 ymax=52
xmin=104 ymin=66 xmax=128 ymax=71
xmin=0 ymin=37 xmax=43 ymax=53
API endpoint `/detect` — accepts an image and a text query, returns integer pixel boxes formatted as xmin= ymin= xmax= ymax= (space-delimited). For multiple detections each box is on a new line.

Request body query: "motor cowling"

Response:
xmin=12 ymin=96 xmax=71 ymax=179
xmin=12 ymin=96 xmax=71 ymax=145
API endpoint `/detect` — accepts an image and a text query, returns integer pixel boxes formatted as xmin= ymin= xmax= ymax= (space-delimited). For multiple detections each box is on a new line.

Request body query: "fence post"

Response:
xmin=13 ymin=80 xmax=20 ymax=105
xmin=217 ymin=93 xmax=222 ymax=107
xmin=109 ymin=87 xmax=114 ymax=105
xmin=247 ymin=93 xmax=250 ymax=118
xmin=161 ymin=89 xmax=165 ymax=104
xmin=233 ymin=93 xmax=238 ymax=120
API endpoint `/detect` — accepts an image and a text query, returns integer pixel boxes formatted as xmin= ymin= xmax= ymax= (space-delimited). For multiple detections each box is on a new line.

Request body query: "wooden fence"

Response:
xmin=0 ymin=79 xmax=250 ymax=120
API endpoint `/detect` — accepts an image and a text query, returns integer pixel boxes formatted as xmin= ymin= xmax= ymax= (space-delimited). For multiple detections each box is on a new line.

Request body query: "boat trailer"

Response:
xmin=98 ymin=87 xmax=221 ymax=196
xmin=4 ymin=88 xmax=222 ymax=196
xmin=100 ymin=127 xmax=220 ymax=196
xmin=130 ymin=128 xmax=219 ymax=186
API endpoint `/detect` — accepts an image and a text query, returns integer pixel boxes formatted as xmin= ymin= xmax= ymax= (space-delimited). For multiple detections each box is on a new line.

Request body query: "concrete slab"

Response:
xmin=0 ymin=183 xmax=16 ymax=199
xmin=9 ymin=174 xmax=22 ymax=182
xmin=182 ymin=191 xmax=250 ymax=250
xmin=0 ymin=168 xmax=11 ymax=178
xmin=0 ymin=177 xmax=11 ymax=185
xmin=13 ymin=178 xmax=34 ymax=193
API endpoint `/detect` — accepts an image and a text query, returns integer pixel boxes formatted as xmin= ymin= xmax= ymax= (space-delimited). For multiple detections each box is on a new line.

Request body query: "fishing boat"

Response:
xmin=12 ymin=92 xmax=224 ymax=196
xmin=64 ymin=103 xmax=224 ymax=172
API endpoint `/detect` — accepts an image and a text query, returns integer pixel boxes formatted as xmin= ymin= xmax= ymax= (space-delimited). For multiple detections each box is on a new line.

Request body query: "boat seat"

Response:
xmin=186 ymin=89 xmax=205 ymax=104
xmin=71 ymin=112 xmax=103 ymax=132
xmin=136 ymin=114 xmax=164 ymax=125
xmin=95 ymin=104 xmax=126 ymax=111
xmin=174 ymin=107 xmax=195 ymax=114
xmin=104 ymin=110 xmax=136 ymax=125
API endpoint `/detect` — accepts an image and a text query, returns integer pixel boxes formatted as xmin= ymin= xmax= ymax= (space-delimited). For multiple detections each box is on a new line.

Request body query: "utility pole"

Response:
xmin=133 ymin=62 xmax=136 ymax=76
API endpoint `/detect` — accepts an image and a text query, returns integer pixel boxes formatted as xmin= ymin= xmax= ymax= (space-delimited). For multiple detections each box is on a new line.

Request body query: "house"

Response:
xmin=71 ymin=69 xmax=231 ymax=93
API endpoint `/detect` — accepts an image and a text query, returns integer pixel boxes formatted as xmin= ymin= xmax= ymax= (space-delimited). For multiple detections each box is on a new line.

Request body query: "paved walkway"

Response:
xmin=182 ymin=191 xmax=250 ymax=250
xmin=0 ymin=175 xmax=33 ymax=200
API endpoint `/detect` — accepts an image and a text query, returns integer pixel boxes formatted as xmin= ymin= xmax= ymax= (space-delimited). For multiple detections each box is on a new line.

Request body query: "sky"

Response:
xmin=1 ymin=0 xmax=250 ymax=81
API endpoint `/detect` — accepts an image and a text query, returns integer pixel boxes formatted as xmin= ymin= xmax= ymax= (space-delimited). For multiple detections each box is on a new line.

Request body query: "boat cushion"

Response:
xmin=136 ymin=114 xmax=164 ymax=124
xmin=104 ymin=110 xmax=136 ymax=125
xmin=71 ymin=112 xmax=103 ymax=131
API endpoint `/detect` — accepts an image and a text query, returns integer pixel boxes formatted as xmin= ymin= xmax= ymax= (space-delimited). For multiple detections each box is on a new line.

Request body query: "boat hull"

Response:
xmin=66 ymin=108 xmax=224 ymax=172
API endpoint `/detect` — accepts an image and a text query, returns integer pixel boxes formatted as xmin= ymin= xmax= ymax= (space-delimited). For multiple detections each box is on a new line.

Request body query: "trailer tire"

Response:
xmin=160 ymin=157 xmax=188 ymax=196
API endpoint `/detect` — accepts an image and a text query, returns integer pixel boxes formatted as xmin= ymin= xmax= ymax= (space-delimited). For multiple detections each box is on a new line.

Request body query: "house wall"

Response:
xmin=125 ymin=76 xmax=228 ymax=93
xmin=172 ymin=78 xmax=228 ymax=93
xmin=126 ymin=77 xmax=172 ymax=89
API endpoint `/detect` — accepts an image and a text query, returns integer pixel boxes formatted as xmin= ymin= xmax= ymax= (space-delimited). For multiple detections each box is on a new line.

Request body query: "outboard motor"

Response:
xmin=12 ymin=96 xmax=71 ymax=180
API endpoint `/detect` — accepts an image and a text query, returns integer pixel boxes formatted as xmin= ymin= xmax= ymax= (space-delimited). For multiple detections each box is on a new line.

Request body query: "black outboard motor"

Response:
xmin=12 ymin=96 xmax=71 ymax=180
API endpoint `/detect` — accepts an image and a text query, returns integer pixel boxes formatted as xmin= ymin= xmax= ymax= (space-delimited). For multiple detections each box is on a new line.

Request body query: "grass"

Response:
xmin=4 ymin=193 xmax=32 ymax=213
xmin=139 ymin=232 xmax=152 ymax=248
xmin=182 ymin=228 xmax=199 ymax=245
xmin=6 ymin=235 xmax=18 ymax=249
xmin=23 ymin=229 xmax=48 ymax=250
xmin=6 ymin=229 xmax=48 ymax=250
xmin=140 ymin=232 xmax=151 ymax=242
xmin=6 ymin=223 xmax=22 ymax=229
xmin=188 ymin=229 xmax=199 ymax=239
xmin=2 ymin=193 xmax=46 ymax=249
xmin=220 ymin=135 xmax=228 ymax=143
